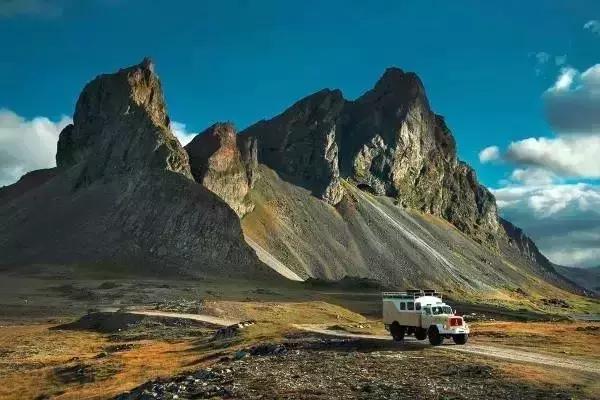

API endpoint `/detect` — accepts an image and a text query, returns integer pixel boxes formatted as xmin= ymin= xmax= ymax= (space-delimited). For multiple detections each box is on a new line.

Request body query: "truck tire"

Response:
xmin=452 ymin=334 xmax=468 ymax=345
xmin=415 ymin=328 xmax=427 ymax=340
xmin=390 ymin=322 xmax=405 ymax=341
xmin=428 ymin=326 xmax=444 ymax=346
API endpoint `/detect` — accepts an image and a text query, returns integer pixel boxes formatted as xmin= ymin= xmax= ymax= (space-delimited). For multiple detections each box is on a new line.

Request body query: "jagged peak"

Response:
xmin=56 ymin=58 xmax=192 ymax=181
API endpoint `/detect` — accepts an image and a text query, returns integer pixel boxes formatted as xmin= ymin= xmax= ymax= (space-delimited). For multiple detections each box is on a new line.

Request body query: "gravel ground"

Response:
xmin=115 ymin=337 xmax=585 ymax=400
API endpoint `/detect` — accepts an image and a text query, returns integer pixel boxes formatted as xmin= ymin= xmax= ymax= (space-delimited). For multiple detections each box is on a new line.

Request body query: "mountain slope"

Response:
xmin=0 ymin=60 xmax=271 ymax=278
xmin=242 ymin=165 xmax=579 ymax=298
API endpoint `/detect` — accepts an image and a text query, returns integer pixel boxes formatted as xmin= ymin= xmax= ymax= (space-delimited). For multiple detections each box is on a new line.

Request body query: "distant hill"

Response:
xmin=555 ymin=265 xmax=600 ymax=295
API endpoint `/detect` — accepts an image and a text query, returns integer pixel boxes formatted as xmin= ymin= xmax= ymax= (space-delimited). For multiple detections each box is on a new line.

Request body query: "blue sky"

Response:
xmin=1 ymin=0 xmax=599 ymax=267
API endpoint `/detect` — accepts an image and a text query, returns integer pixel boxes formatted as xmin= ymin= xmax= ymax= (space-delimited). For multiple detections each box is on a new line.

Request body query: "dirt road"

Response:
xmin=295 ymin=325 xmax=600 ymax=374
xmin=118 ymin=310 xmax=600 ymax=375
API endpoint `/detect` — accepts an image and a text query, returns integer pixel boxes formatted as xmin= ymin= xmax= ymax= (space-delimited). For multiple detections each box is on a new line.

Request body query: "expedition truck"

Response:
xmin=382 ymin=289 xmax=469 ymax=346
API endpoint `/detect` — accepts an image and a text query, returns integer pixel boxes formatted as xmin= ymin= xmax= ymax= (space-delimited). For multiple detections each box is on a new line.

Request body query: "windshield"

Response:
xmin=431 ymin=306 xmax=452 ymax=315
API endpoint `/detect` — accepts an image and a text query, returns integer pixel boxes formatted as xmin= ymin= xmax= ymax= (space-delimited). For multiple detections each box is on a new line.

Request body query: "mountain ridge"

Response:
xmin=0 ymin=59 xmax=584 ymax=297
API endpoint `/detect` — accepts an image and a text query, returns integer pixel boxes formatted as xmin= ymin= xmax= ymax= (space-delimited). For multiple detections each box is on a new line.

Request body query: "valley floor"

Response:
xmin=0 ymin=269 xmax=598 ymax=399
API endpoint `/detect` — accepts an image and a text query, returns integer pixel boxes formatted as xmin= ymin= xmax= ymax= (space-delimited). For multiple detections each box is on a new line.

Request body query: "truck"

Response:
xmin=382 ymin=289 xmax=469 ymax=346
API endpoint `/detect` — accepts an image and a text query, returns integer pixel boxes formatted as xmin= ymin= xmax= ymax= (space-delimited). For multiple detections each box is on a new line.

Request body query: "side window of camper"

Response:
xmin=415 ymin=302 xmax=421 ymax=310
xmin=407 ymin=302 xmax=414 ymax=310
xmin=424 ymin=307 xmax=431 ymax=315
xmin=400 ymin=302 xmax=406 ymax=310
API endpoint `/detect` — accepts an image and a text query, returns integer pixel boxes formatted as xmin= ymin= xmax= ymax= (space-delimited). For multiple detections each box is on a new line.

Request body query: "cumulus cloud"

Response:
xmin=0 ymin=0 xmax=64 ymax=18
xmin=505 ymin=135 xmax=600 ymax=178
xmin=493 ymin=182 xmax=600 ymax=267
xmin=544 ymin=64 xmax=600 ymax=135
xmin=481 ymin=62 xmax=600 ymax=267
xmin=478 ymin=145 xmax=500 ymax=163
xmin=170 ymin=121 xmax=196 ymax=146
xmin=509 ymin=168 xmax=555 ymax=186
xmin=584 ymin=20 xmax=600 ymax=36
xmin=0 ymin=109 xmax=71 ymax=186
xmin=493 ymin=183 xmax=600 ymax=217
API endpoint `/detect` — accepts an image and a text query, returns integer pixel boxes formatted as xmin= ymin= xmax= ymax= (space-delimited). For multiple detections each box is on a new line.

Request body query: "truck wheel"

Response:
xmin=390 ymin=322 xmax=405 ymax=341
xmin=414 ymin=328 xmax=427 ymax=340
xmin=452 ymin=334 xmax=468 ymax=345
xmin=428 ymin=326 xmax=444 ymax=346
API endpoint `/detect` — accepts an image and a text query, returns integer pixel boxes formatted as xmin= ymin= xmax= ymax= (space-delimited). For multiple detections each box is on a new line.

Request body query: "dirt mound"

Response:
xmin=53 ymin=312 xmax=147 ymax=333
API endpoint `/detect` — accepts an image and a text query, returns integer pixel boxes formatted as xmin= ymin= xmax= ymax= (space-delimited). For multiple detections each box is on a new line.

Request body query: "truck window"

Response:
xmin=407 ymin=302 xmax=414 ymax=310
xmin=415 ymin=303 xmax=421 ymax=310
xmin=424 ymin=307 xmax=431 ymax=315
xmin=400 ymin=302 xmax=406 ymax=310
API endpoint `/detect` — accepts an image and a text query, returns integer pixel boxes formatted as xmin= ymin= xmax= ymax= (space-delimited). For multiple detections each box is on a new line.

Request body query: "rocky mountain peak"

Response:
xmin=56 ymin=58 xmax=192 ymax=182
xmin=242 ymin=66 xmax=501 ymax=244
xmin=185 ymin=122 xmax=257 ymax=217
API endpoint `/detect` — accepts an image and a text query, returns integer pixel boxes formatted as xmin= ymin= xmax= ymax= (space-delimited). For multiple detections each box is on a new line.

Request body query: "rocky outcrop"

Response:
xmin=56 ymin=58 xmax=192 ymax=182
xmin=0 ymin=59 xmax=270 ymax=278
xmin=185 ymin=123 xmax=256 ymax=217
xmin=242 ymin=68 xmax=500 ymax=244
xmin=242 ymin=89 xmax=345 ymax=204
xmin=500 ymin=218 xmax=552 ymax=269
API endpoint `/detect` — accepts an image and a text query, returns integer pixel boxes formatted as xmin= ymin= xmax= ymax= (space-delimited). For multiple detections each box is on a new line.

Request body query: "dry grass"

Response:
xmin=471 ymin=321 xmax=600 ymax=360
xmin=201 ymin=300 xmax=367 ymax=325
xmin=0 ymin=324 xmax=200 ymax=400
xmin=498 ymin=362 xmax=600 ymax=399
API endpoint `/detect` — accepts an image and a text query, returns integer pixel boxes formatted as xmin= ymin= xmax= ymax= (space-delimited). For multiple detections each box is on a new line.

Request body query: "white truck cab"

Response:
xmin=382 ymin=290 xmax=469 ymax=345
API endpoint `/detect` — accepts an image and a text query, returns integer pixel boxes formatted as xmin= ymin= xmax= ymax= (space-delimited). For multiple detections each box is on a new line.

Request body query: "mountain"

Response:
xmin=237 ymin=68 xmax=579 ymax=294
xmin=241 ymin=68 xmax=499 ymax=246
xmin=0 ymin=60 xmax=583 ymax=298
xmin=555 ymin=265 xmax=600 ymax=295
xmin=0 ymin=59 xmax=271 ymax=278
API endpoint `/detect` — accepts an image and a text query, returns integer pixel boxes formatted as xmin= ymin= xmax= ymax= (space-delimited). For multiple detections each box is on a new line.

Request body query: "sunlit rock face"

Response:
xmin=241 ymin=67 xmax=500 ymax=244
xmin=185 ymin=122 xmax=256 ymax=217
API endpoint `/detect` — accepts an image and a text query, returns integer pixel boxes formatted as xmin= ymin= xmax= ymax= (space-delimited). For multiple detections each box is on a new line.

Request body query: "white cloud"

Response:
xmin=0 ymin=0 xmax=63 ymax=18
xmin=478 ymin=145 xmax=500 ymax=163
xmin=544 ymin=64 xmax=600 ymax=134
xmin=170 ymin=121 xmax=195 ymax=146
xmin=584 ymin=20 xmax=600 ymax=36
xmin=509 ymin=168 xmax=555 ymax=186
xmin=0 ymin=109 xmax=71 ymax=187
xmin=548 ymin=67 xmax=578 ymax=92
xmin=505 ymin=135 xmax=600 ymax=178
xmin=545 ymin=248 xmax=600 ymax=268
xmin=493 ymin=183 xmax=600 ymax=217
xmin=493 ymin=182 xmax=600 ymax=267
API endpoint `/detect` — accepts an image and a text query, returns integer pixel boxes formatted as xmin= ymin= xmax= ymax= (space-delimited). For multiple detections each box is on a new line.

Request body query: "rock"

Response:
xmin=185 ymin=123 xmax=256 ymax=217
xmin=242 ymin=89 xmax=346 ymax=205
xmin=0 ymin=59 xmax=273 ymax=278
xmin=500 ymin=218 xmax=552 ymax=268
xmin=241 ymin=68 xmax=500 ymax=244
xmin=213 ymin=320 xmax=256 ymax=340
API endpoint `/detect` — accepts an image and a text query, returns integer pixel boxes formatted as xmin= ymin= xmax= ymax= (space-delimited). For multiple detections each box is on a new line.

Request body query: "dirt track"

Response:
xmin=120 ymin=310 xmax=600 ymax=375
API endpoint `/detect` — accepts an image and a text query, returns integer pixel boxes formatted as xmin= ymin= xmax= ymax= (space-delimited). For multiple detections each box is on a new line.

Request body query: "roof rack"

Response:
xmin=382 ymin=289 xmax=442 ymax=300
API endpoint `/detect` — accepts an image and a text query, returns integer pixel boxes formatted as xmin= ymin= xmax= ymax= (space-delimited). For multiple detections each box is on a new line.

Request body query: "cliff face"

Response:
xmin=500 ymin=218 xmax=552 ymax=269
xmin=241 ymin=68 xmax=500 ymax=244
xmin=0 ymin=59 xmax=269 ymax=277
xmin=185 ymin=123 xmax=256 ymax=217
